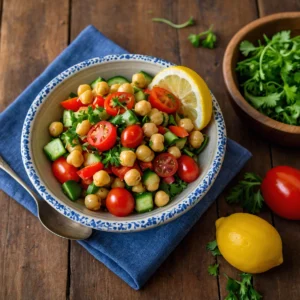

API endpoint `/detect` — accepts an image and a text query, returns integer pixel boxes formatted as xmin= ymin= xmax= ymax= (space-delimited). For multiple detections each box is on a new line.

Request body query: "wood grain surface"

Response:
xmin=0 ymin=0 xmax=300 ymax=299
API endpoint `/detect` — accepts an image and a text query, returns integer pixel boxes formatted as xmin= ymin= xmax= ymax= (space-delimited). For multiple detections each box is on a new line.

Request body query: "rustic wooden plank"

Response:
xmin=69 ymin=0 xmax=219 ymax=299
xmin=0 ymin=0 xmax=69 ymax=299
xmin=256 ymin=1 xmax=300 ymax=300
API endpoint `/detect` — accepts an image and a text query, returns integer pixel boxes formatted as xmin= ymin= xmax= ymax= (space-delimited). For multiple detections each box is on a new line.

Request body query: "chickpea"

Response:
xmin=136 ymin=145 xmax=155 ymax=162
xmin=118 ymin=83 xmax=134 ymax=94
xmin=146 ymin=182 xmax=160 ymax=192
xmin=49 ymin=121 xmax=63 ymax=137
xmin=120 ymin=150 xmax=136 ymax=167
xmin=111 ymin=178 xmax=125 ymax=188
xmin=76 ymin=120 xmax=91 ymax=136
xmin=179 ymin=118 xmax=194 ymax=133
xmin=66 ymin=150 xmax=84 ymax=167
xmin=95 ymin=187 xmax=109 ymax=200
xmin=150 ymin=133 xmax=164 ymax=152
xmin=79 ymin=90 xmax=93 ymax=104
xmin=110 ymin=83 xmax=121 ymax=93
xmin=124 ymin=169 xmax=141 ymax=186
xmin=168 ymin=146 xmax=181 ymax=159
xmin=148 ymin=108 xmax=163 ymax=125
xmin=77 ymin=84 xmax=91 ymax=96
xmin=85 ymin=194 xmax=101 ymax=211
xmin=155 ymin=191 xmax=170 ymax=207
xmin=132 ymin=73 xmax=147 ymax=88
xmin=135 ymin=100 xmax=152 ymax=116
xmin=67 ymin=144 xmax=82 ymax=153
xmin=104 ymin=176 xmax=115 ymax=188
xmin=132 ymin=183 xmax=146 ymax=193
xmin=142 ymin=123 xmax=158 ymax=138
xmin=93 ymin=170 xmax=111 ymax=187
xmin=93 ymin=81 xmax=109 ymax=96
xmin=189 ymin=130 xmax=204 ymax=149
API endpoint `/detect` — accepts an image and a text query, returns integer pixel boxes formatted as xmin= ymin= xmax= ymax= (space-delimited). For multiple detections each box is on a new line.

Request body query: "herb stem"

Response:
xmin=152 ymin=16 xmax=194 ymax=29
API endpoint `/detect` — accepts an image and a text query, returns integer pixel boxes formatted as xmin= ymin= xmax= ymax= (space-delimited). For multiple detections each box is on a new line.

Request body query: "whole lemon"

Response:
xmin=216 ymin=213 xmax=283 ymax=273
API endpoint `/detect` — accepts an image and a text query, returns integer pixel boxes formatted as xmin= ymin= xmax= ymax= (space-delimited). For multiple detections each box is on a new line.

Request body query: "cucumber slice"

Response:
xmin=164 ymin=131 xmax=179 ymax=147
xmin=44 ymin=138 xmax=66 ymax=161
xmin=62 ymin=180 xmax=82 ymax=201
xmin=110 ymin=114 xmax=124 ymax=126
xmin=135 ymin=192 xmax=154 ymax=213
xmin=84 ymin=153 xmax=101 ymax=166
xmin=140 ymin=71 xmax=153 ymax=85
xmin=107 ymin=76 xmax=130 ymax=87
xmin=63 ymin=110 xmax=74 ymax=127
xmin=143 ymin=170 xmax=160 ymax=188
xmin=87 ymin=183 xmax=100 ymax=195
xmin=122 ymin=110 xmax=139 ymax=125
xmin=90 ymin=77 xmax=105 ymax=89
xmin=175 ymin=137 xmax=187 ymax=150
xmin=134 ymin=90 xmax=146 ymax=102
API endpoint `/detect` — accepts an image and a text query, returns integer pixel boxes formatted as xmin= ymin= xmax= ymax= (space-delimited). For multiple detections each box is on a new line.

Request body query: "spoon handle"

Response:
xmin=0 ymin=155 xmax=40 ymax=204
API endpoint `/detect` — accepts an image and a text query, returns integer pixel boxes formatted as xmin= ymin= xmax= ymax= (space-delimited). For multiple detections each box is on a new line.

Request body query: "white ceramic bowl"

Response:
xmin=21 ymin=54 xmax=226 ymax=232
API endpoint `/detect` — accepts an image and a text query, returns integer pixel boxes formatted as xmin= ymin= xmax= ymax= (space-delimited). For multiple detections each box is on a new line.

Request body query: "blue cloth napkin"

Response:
xmin=0 ymin=25 xmax=252 ymax=290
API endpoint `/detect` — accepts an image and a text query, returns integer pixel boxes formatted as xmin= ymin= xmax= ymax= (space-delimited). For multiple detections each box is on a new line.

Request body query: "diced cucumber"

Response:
xmin=74 ymin=109 xmax=87 ymax=119
xmin=87 ymin=183 xmax=100 ymax=195
xmin=168 ymin=115 xmax=177 ymax=126
xmin=183 ymin=148 xmax=195 ymax=157
xmin=63 ymin=110 xmax=74 ymax=127
xmin=194 ymin=135 xmax=209 ymax=155
xmin=140 ymin=71 xmax=153 ymax=85
xmin=122 ymin=110 xmax=139 ymax=125
xmin=110 ymin=114 xmax=123 ymax=126
xmin=93 ymin=107 xmax=109 ymax=120
xmin=143 ymin=170 xmax=160 ymax=188
xmin=62 ymin=180 xmax=82 ymax=201
xmin=175 ymin=137 xmax=187 ymax=150
xmin=133 ymin=86 xmax=141 ymax=93
xmin=107 ymin=76 xmax=130 ymax=87
xmin=135 ymin=192 xmax=154 ymax=213
xmin=134 ymin=90 xmax=146 ymax=102
xmin=90 ymin=77 xmax=105 ymax=89
xmin=164 ymin=131 xmax=179 ymax=147
xmin=44 ymin=138 xmax=66 ymax=161
xmin=84 ymin=153 xmax=101 ymax=166
xmin=69 ymin=92 xmax=78 ymax=98
xmin=162 ymin=113 xmax=169 ymax=127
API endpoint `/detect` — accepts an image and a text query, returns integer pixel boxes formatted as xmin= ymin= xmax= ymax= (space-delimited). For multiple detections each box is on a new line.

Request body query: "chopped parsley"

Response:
xmin=208 ymin=264 xmax=219 ymax=277
xmin=188 ymin=25 xmax=217 ymax=49
xmin=159 ymin=176 xmax=188 ymax=200
xmin=101 ymin=144 xmax=121 ymax=167
xmin=206 ymin=240 xmax=222 ymax=257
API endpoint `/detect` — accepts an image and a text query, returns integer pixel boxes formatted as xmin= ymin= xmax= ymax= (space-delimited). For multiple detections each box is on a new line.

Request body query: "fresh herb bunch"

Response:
xmin=188 ymin=25 xmax=217 ymax=49
xmin=159 ymin=176 xmax=188 ymax=200
xmin=226 ymin=173 xmax=264 ymax=214
xmin=236 ymin=31 xmax=300 ymax=125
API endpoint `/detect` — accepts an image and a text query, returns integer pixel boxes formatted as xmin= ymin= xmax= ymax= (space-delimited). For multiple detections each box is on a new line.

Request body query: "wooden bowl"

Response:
xmin=223 ymin=12 xmax=300 ymax=147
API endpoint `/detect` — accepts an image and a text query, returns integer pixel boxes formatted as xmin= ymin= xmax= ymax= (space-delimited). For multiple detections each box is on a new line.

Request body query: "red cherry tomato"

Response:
xmin=92 ymin=96 xmax=105 ymax=108
xmin=261 ymin=166 xmax=300 ymax=220
xmin=177 ymin=155 xmax=200 ymax=183
xmin=121 ymin=125 xmax=143 ymax=148
xmin=169 ymin=126 xmax=189 ymax=138
xmin=81 ymin=177 xmax=93 ymax=189
xmin=139 ymin=161 xmax=153 ymax=171
xmin=87 ymin=121 xmax=117 ymax=151
xmin=106 ymin=188 xmax=135 ymax=217
xmin=61 ymin=97 xmax=84 ymax=111
xmin=163 ymin=176 xmax=175 ymax=184
xmin=153 ymin=153 xmax=178 ymax=178
xmin=77 ymin=162 xmax=104 ymax=180
xmin=149 ymin=87 xmax=179 ymax=113
xmin=104 ymin=92 xmax=135 ymax=116
xmin=157 ymin=126 xmax=167 ymax=135
xmin=111 ymin=162 xmax=142 ymax=180
xmin=52 ymin=157 xmax=80 ymax=184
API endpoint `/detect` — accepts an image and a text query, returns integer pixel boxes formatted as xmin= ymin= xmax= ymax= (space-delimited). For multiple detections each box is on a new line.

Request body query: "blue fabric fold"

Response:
xmin=0 ymin=25 xmax=252 ymax=290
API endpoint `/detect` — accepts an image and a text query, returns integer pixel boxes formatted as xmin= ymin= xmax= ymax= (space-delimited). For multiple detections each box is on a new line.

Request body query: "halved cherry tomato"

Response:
xmin=169 ymin=126 xmax=189 ymax=138
xmin=92 ymin=96 xmax=105 ymax=108
xmin=104 ymin=166 xmax=112 ymax=174
xmin=77 ymin=162 xmax=104 ymax=180
xmin=157 ymin=126 xmax=167 ymax=135
xmin=52 ymin=157 xmax=80 ymax=184
xmin=153 ymin=153 xmax=178 ymax=178
xmin=87 ymin=121 xmax=117 ymax=151
xmin=149 ymin=87 xmax=179 ymax=114
xmin=104 ymin=92 xmax=135 ymax=116
xmin=139 ymin=161 xmax=153 ymax=171
xmin=112 ymin=162 xmax=142 ymax=180
xmin=163 ymin=176 xmax=175 ymax=184
xmin=61 ymin=97 xmax=84 ymax=111
xmin=81 ymin=177 xmax=93 ymax=189
xmin=106 ymin=188 xmax=135 ymax=217
xmin=177 ymin=155 xmax=200 ymax=183
xmin=121 ymin=125 xmax=143 ymax=148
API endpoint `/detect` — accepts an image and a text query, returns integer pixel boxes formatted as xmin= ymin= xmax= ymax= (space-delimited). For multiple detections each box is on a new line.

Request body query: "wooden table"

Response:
xmin=1 ymin=0 xmax=300 ymax=299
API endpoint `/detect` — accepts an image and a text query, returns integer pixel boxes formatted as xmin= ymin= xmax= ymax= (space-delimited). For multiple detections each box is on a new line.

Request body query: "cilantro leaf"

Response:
xmin=240 ymin=41 xmax=260 ymax=56
xmin=206 ymin=240 xmax=222 ymax=256
xmin=159 ymin=176 xmax=188 ymax=200
xmin=101 ymin=144 xmax=121 ymax=167
xmin=188 ymin=25 xmax=217 ymax=49
xmin=208 ymin=264 xmax=219 ymax=277
xmin=284 ymin=84 xmax=297 ymax=104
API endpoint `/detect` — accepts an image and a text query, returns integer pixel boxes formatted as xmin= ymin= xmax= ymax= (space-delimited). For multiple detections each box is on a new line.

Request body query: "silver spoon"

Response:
xmin=0 ymin=155 xmax=92 ymax=240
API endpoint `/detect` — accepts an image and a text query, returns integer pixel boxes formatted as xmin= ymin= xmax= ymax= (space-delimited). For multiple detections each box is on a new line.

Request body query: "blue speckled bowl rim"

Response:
xmin=21 ymin=54 xmax=227 ymax=232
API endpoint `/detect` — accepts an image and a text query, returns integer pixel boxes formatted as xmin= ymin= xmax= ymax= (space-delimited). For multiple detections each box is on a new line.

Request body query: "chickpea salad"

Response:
xmin=44 ymin=70 xmax=209 ymax=217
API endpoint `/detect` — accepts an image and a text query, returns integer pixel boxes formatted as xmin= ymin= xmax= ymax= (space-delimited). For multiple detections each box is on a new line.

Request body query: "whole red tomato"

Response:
xmin=52 ymin=157 xmax=80 ymax=184
xmin=106 ymin=188 xmax=135 ymax=217
xmin=177 ymin=155 xmax=200 ymax=183
xmin=261 ymin=166 xmax=300 ymax=220
xmin=121 ymin=125 xmax=143 ymax=148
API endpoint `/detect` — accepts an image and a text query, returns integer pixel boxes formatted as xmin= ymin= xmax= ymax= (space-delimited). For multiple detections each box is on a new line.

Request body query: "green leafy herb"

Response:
xmin=159 ymin=176 xmax=188 ymax=200
xmin=61 ymin=127 xmax=79 ymax=147
xmin=112 ymin=97 xmax=127 ymax=110
xmin=152 ymin=16 xmax=194 ymax=29
xmin=237 ymin=30 xmax=300 ymax=125
xmin=101 ymin=144 xmax=121 ymax=167
xmin=168 ymin=114 xmax=177 ymax=126
xmin=188 ymin=25 xmax=217 ymax=49
xmin=206 ymin=240 xmax=221 ymax=257
xmin=208 ymin=264 xmax=219 ymax=277
xmin=141 ymin=115 xmax=150 ymax=124
xmin=226 ymin=173 xmax=264 ymax=214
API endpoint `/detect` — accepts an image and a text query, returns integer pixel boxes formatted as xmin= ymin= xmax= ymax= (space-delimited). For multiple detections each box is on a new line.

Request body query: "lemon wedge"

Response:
xmin=149 ymin=66 xmax=213 ymax=130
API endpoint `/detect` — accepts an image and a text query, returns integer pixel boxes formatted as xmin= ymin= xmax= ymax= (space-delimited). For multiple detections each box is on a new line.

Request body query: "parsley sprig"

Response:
xmin=206 ymin=240 xmax=222 ymax=257
xmin=159 ymin=176 xmax=188 ymax=200
xmin=226 ymin=173 xmax=264 ymax=214
xmin=188 ymin=25 xmax=217 ymax=49
xmin=208 ymin=264 xmax=219 ymax=277
xmin=101 ymin=144 xmax=121 ymax=167
xmin=237 ymin=31 xmax=300 ymax=125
